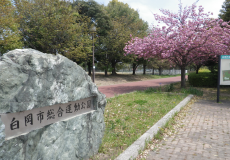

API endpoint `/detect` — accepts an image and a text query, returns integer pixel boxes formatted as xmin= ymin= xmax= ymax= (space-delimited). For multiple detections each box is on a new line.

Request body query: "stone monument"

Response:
xmin=0 ymin=49 xmax=106 ymax=159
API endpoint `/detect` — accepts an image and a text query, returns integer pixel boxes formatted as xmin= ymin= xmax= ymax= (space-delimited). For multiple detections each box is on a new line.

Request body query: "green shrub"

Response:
xmin=188 ymin=72 xmax=217 ymax=87
xmin=144 ymin=87 xmax=158 ymax=93
xmin=181 ymin=87 xmax=203 ymax=96
xmin=199 ymin=68 xmax=211 ymax=73
xmin=165 ymin=83 xmax=174 ymax=92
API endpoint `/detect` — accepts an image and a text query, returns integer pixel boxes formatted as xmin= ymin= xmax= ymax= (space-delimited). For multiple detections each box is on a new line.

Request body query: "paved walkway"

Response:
xmin=146 ymin=100 xmax=230 ymax=160
xmin=98 ymin=76 xmax=184 ymax=98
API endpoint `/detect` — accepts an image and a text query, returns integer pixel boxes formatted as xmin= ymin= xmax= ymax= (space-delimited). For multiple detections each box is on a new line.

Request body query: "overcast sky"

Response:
xmin=96 ymin=0 xmax=225 ymax=27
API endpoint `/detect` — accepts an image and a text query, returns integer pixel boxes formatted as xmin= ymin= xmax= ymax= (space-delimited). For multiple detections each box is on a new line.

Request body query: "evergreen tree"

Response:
xmin=73 ymin=0 xmax=112 ymax=75
xmin=219 ymin=0 xmax=230 ymax=21
xmin=101 ymin=0 xmax=148 ymax=75
xmin=0 ymin=0 xmax=22 ymax=55
xmin=14 ymin=0 xmax=91 ymax=62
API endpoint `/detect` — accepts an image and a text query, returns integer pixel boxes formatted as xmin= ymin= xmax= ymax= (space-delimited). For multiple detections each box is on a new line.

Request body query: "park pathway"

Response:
xmin=98 ymin=76 xmax=184 ymax=98
xmin=146 ymin=100 xmax=230 ymax=160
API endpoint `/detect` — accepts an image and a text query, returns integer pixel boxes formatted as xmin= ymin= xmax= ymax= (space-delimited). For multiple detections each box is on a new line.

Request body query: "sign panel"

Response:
xmin=220 ymin=55 xmax=230 ymax=85
xmin=0 ymin=97 xmax=95 ymax=140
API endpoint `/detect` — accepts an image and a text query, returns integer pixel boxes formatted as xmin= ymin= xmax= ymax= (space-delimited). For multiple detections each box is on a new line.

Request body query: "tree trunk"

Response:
xmin=181 ymin=66 xmax=186 ymax=88
xmin=104 ymin=68 xmax=108 ymax=76
xmin=152 ymin=67 xmax=155 ymax=75
xmin=105 ymin=53 xmax=108 ymax=76
xmin=84 ymin=62 xmax=87 ymax=71
xmin=87 ymin=61 xmax=91 ymax=75
xmin=132 ymin=63 xmax=138 ymax=75
xmin=111 ymin=62 xmax=116 ymax=75
xmin=159 ymin=67 xmax=162 ymax=75
xmin=196 ymin=68 xmax=199 ymax=74
xmin=143 ymin=64 xmax=146 ymax=75
xmin=196 ymin=65 xmax=202 ymax=74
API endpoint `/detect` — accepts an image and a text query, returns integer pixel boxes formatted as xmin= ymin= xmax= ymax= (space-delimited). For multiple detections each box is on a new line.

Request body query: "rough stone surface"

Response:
xmin=0 ymin=49 xmax=106 ymax=160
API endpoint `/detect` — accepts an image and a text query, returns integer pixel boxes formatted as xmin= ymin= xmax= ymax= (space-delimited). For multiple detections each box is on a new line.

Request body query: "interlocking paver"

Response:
xmin=146 ymin=100 xmax=230 ymax=160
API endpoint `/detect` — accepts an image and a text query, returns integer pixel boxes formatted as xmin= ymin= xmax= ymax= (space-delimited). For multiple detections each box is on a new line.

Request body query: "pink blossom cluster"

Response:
xmin=124 ymin=3 xmax=230 ymax=68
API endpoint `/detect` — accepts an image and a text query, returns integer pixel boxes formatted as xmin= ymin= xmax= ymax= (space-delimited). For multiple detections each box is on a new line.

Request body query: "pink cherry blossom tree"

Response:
xmin=124 ymin=2 xmax=230 ymax=88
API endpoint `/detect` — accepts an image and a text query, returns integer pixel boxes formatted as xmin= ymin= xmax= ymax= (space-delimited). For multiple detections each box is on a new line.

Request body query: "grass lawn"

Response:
xmin=91 ymin=87 xmax=189 ymax=160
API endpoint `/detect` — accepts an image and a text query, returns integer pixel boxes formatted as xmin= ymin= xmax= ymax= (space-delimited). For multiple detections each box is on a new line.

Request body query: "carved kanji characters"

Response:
xmin=25 ymin=113 xmax=33 ymax=126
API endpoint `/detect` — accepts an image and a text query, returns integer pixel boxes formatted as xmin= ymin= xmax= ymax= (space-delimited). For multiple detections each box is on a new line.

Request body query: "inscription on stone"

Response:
xmin=1 ymin=97 xmax=95 ymax=140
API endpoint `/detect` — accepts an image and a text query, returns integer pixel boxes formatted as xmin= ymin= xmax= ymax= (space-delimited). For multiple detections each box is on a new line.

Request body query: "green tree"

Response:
xmin=74 ymin=0 xmax=112 ymax=37
xmin=72 ymin=0 xmax=148 ymax=75
xmin=219 ymin=0 xmax=230 ymax=21
xmin=73 ymin=0 xmax=112 ymax=75
xmin=14 ymin=0 xmax=91 ymax=61
xmin=105 ymin=0 xmax=148 ymax=38
xmin=97 ymin=19 xmax=132 ymax=75
xmin=0 ymin=0 xmax=22 ymax=55
xmin=100 ymin=0 xmax=148 ymax=75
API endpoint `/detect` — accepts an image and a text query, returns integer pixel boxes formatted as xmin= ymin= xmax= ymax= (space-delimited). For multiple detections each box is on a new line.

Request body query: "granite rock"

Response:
xmin=0 ymin=49 xmax=106 ymax=160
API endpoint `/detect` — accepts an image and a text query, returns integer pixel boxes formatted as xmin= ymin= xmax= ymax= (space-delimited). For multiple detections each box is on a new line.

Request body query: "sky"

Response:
xmin=95 ymin=0 xmax=225 ymax=27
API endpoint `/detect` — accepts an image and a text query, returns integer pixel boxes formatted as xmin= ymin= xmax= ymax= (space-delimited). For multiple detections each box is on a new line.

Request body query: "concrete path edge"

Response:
xmin=115 ymin=94 xmax=194 ymax=160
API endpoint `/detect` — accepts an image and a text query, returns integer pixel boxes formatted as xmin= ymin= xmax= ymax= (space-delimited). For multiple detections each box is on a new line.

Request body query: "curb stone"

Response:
xmin=115 ymin=94 xmax=194 ymax=160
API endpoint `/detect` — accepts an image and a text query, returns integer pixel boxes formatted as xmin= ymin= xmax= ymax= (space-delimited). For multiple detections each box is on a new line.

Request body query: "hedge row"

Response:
xmin=188 ymin=72 xmax=217 ymax=87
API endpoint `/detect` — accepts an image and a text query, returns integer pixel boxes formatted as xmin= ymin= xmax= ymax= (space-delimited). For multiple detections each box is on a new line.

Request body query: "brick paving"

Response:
xmin=146 ymin=100 xmax=230 ymax=160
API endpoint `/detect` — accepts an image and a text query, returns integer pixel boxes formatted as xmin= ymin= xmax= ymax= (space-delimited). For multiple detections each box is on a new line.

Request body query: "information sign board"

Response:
xmin=0 ymin=97 xmax=95 ymax=140
xmin=220 ymin=55 xmax=230 ymax=85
